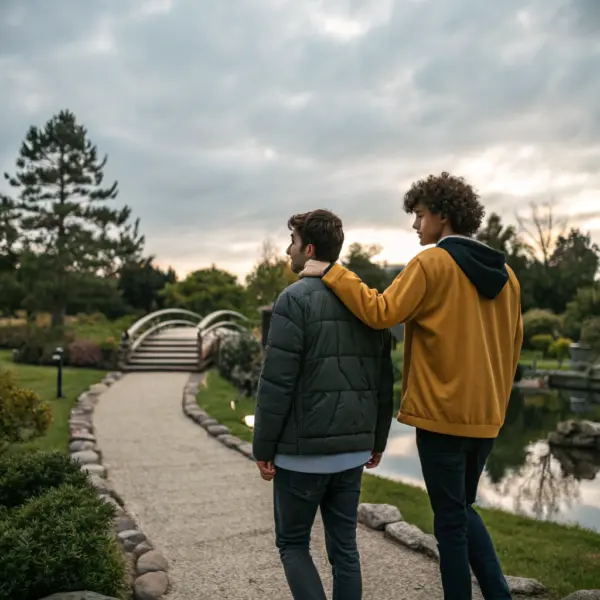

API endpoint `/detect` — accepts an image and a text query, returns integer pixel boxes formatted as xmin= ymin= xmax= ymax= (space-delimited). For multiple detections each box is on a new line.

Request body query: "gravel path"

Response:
xmin=94 ymin=372 xmax=483 ymax=600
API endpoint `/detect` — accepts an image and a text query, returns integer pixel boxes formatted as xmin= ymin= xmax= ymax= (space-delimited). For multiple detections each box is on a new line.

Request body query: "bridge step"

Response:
xmin=143 ymin=339 xmax=197 ymax=346
xmin=129 ymin=356 xmax=198 ymax=364
xmin=139 ymin=348 xmax=196 ymax=354
xmin=123 ymin=364 xmax=198 ymax=372
xmin=130 ymin=352 xmax=198 ymax=360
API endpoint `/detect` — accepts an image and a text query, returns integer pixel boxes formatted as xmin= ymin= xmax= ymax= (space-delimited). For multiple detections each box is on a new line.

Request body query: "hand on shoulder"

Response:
xmin=298 ymin=259 xmax=331 ymax=279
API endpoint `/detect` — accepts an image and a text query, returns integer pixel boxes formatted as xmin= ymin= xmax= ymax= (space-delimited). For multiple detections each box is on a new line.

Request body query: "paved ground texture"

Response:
xmin=94 ymin=373 xmax=517 ymax=600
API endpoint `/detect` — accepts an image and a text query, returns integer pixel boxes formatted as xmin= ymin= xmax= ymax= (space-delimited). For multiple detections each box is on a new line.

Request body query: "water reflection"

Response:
xmin=377 ymin=387 xmax=600 ymax=531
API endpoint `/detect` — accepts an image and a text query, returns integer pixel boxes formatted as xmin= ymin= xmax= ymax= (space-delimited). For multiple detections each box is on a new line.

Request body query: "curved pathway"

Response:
xmin=94 ymin=373 xmax=489 ymax=600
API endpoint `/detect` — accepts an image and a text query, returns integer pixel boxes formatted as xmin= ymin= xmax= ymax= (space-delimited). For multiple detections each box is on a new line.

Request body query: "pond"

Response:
xmin=376 ymin=387 xmax=600 ymax=532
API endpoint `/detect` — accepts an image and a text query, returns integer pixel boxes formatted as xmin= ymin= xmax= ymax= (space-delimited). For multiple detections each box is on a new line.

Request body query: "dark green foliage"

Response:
xmin=11 ymin=326 xmax=72 ymax=365
xmin=0 ymin=484 xmax=125 ymax=600
xmin=9 ymin=326 xmax=118 ymax=369
xmin=477 ymin=211 xmax=599 ymax=315
xmin=119 ymin=257 xmax=177 ymax=313
xmin=162 ymin=266 xmax=248 ymax=316
xmin=0 ymin=324 xmax=28 ymax=349
xmin=0 ymin=450 xmax=89 ymax=509
xmin=522 ymin=309 xmax=563 ymax=348
xmin=342 ymin=243 xmax=392 ymax=292
xmin=2 ymin=109 xmax=144 ymax=326
xmin=581 ymin=317 xmax=600 ymax=357
xmin=217 ymin=331 xmax=262 ymax=396
xmin=563 ymin=284 xmax=600 ymax=340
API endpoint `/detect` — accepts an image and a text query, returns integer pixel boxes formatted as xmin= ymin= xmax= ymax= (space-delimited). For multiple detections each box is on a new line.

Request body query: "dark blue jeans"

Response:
xmin=273 ymin=466 xmax=363 ymax=600
xmin=416 ymin=429 xmax=512 ymax=600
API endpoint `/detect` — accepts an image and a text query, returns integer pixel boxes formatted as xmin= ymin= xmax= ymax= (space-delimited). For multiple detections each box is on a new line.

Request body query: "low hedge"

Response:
xmin=0 ymin=451 xmax=126 ymax=600
xmin=0 ymin=450 xmax=89 ymax=509
xmin=0 ymin=324 xmax=119 ymax=369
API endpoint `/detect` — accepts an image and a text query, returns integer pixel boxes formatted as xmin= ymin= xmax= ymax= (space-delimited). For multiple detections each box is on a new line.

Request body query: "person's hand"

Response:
xmin=256 ymin=460 xmax=276 ymax=481
xmin=366 ymin=452 xmax=383 ymax=469
xmin=299 ymin=259 xmax=331 ymax=279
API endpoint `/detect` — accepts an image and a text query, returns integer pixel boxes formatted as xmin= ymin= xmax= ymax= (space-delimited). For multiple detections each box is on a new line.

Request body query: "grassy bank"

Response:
xmin=0 ymin=350 xmax=105 ymax=453
xmin=519 ymin=350 xmax=569 ymax=371
xmin=197 ymin=370 xmax=600 ymax=599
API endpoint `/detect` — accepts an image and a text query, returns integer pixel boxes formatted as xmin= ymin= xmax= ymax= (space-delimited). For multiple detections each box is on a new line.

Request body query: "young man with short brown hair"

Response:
xmin=302 ymin=174 xmax=523 ymax=600
xmin=253 ymin=209 xmax=394 ymax=600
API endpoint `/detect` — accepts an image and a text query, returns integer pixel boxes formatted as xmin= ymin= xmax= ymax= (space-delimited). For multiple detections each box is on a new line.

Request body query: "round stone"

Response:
xmin=69 ymin=440 xmax=96 ymax=452
xmin=80 ymin=463 xmax=106 ymax=477
xmin=71 ymin=450 xmax=100 ymax=465
xmin=134 ymin=571 xmax=169 ymax=600
xmin=136 ymin=550 xmax=169 ymax=576
xmin=132 ymin=541 xmax=153 ymax=559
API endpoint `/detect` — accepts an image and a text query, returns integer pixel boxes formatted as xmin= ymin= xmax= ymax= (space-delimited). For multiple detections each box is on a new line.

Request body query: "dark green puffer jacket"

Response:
xmin=252 ymin=276 xmax=394 ymax=462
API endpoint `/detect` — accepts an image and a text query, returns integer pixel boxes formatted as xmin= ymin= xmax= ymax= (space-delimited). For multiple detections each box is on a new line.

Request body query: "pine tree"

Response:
xmin=2 ymin=110 xmax=144 ymax=325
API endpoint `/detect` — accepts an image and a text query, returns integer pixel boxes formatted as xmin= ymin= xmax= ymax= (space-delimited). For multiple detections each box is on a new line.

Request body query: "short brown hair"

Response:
xmin=403 ymin=172 xmax=485 ymax=237
xmin=287 ymin=209 xmax=344 ymax=262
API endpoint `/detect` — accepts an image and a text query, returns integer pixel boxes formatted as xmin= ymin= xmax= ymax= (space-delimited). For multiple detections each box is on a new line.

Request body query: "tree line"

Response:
xmin=1 ymin=110 xmax=599 ymax=348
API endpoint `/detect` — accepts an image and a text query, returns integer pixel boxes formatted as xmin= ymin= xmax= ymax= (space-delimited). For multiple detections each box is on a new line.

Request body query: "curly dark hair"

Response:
xmin=287 ymin=209 xmax=344 ymax=262
xmin=403 ymin=172 xmax=485 ymax=236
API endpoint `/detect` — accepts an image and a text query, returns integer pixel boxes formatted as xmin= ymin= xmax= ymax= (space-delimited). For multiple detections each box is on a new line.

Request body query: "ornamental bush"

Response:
xmin=0 ymin=483 xmax=125 ymax=600
xmin=0 ymin=450 xmax=89 ymax=508
xmin=0 ymin=370 xmax=51 ymax=454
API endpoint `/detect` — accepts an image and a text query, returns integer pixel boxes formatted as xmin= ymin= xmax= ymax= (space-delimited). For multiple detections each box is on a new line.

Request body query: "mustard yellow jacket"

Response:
xmin=322 ymin=236 xmax=523 ymax=438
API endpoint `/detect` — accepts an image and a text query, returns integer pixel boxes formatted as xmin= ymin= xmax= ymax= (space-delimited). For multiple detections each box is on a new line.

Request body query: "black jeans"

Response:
xmin=416 ymin=429 xmax=512 ymax=600
xmin=273 ymin=466 xmax=363 ymax=600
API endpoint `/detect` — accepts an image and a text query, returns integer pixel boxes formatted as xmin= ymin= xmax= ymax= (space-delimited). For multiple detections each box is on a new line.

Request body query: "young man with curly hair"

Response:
xmin=301 ymin=173 xmax=523 ymax=600
xmin=253 ymin=209 xmax=394 ymax=600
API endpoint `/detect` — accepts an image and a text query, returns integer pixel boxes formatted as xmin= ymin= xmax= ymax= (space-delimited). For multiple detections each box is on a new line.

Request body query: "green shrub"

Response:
xmin=0 ymin=371 xmax=51 ymax=454
xmin=68 ymin=339 xmax=102 ymax=367
xmin=12 ymin=326 xmax=73 ymax=366
xmin=563 ymin=284 xmax=600 ymax=340
xmin=530 ymin=334 xmax=554 ymax=357
xmin=0 ymin=484 xmax=126 ymax=600
xmin=217 ymin=331 xmax=263 ymax=396
xmin=548 ymin=337 xmax=573 ymax=366
xmin=523 ymin=309 xmax=562 ymax=348
xmin=0 ymin=450 xmax=90 ymax=508
xmin=581 ymin=317 xmax=600 ymax=358
xmin=0 ymin=324 xmax=28 ymax=349
xmin=11 ymin=326 xmax=118 ymax=369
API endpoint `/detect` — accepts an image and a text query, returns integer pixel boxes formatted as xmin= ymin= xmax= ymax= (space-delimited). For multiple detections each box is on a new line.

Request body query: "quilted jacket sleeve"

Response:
xmin=374 ymin=330 xmax=394 ymax=453
xmin=252 ymin=290 xmax=304 ymax=461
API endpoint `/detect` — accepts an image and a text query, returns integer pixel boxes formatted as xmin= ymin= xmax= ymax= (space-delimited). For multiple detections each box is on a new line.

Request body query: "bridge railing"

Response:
xmin=196 ymin=311 xmax=249 ymax=370
xmin=120 ymin=308 xmax=250 ymax=370
xmin=120 ymin=308 xmax=203 ymax=366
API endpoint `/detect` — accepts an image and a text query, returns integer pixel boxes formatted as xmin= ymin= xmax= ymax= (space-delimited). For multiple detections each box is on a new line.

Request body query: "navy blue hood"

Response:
xmin=437 ymin=236 xmax=509 ymax=300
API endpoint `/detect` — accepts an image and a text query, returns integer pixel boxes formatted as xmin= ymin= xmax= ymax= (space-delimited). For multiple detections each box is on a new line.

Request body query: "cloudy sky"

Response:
xmin=1 ymin=0 xmax=599 ymax=279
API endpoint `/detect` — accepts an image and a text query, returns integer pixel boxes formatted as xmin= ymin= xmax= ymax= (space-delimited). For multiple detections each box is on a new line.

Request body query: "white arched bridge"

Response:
xmin=119 ymin=309 xmax=249 ymax=371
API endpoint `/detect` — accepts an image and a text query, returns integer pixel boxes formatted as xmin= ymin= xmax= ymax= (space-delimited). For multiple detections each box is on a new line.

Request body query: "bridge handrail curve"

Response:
xmin=196 ymin=310 xmax=248 ymax=332
xmin=126 ymin=308 xmax=202 ymax=339
xmin=199 ymin=320 xmax=247 ymax=340
xmin=131 ymin=319 xmax=200 ymax=353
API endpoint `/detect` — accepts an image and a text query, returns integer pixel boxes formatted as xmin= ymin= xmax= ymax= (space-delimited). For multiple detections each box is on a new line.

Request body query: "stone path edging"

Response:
xmin=182 ymin=372 xmax=558 ymax=599
xmin=68 ymin=372 xmax=170 ymax=600
xmin=181 ymin=373 xmax=254 ymax=460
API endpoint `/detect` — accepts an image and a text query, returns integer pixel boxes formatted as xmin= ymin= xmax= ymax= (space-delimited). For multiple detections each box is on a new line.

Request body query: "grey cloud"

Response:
xmin=1 ymin=0 xmax=599 ymax=274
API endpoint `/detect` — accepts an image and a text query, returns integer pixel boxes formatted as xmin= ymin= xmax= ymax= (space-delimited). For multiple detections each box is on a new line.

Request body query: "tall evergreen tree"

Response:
xmin=2 ymin=110 xmax=144 ymax=325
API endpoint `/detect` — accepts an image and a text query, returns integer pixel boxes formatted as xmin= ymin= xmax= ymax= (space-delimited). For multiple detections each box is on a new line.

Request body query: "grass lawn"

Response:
xmin=519 ymin=350 xmax=570 ymax=371
xmin=198 ymin=370 xmax=600 ymax=599
xmin=0 ymin=350 xmax=105 ymax=454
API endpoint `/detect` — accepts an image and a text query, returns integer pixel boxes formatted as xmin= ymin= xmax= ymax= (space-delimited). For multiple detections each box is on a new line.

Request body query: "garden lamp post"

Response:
xmin=53 ymin=346 xmax=64 ymax=398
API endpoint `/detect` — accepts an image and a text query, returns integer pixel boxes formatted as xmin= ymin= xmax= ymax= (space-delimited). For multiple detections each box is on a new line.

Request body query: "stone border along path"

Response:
xmin=68 ymin=372 xmax=171 ymax=600
xmin=182 ymin=372 xmax=549 ymax=600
